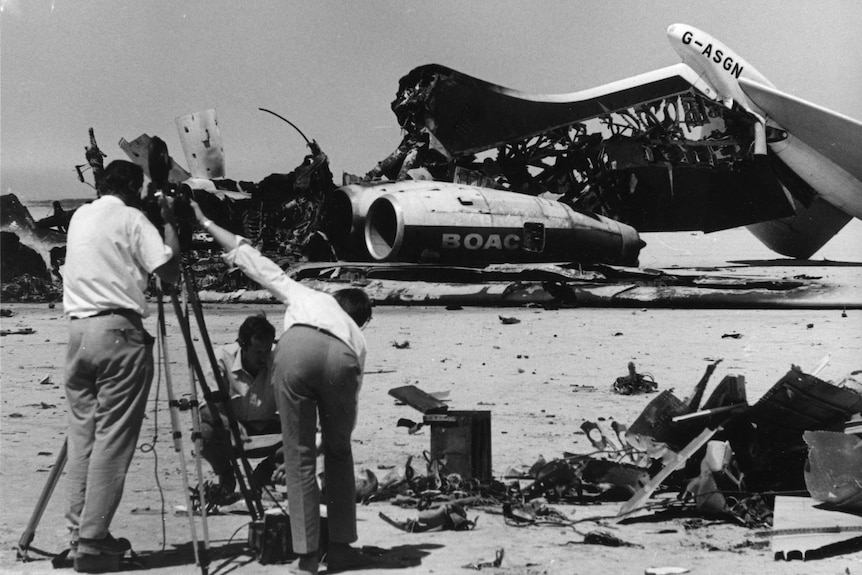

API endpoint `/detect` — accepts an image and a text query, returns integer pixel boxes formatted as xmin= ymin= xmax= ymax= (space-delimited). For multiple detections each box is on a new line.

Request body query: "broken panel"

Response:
xmin=803 ymin=431 xmax=862 ymax=513
xmin=741 ymin=367 xmax=862 ymax=491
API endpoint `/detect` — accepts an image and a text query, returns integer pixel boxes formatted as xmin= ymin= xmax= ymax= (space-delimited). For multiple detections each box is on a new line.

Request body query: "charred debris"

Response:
xmin=1 ymin=126 xmax=338 ymax=299
xmin=0 ymin=64 xmax=856 ymax=306
xmin=372 ymin=362 xmax=862 ymax=560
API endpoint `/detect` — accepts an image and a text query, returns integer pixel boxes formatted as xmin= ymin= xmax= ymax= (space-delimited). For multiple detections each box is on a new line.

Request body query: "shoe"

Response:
xmin=252 ymin=454 xmax=279 ymax=488
xmin=325 ymin=545 xmax=400 ymax=572
xmin=218 ymin=472 xmax=237 ymax=495
xmin=208 ymin=482 xmax=242 ymax=507
xmin=73 ymin=553 xmax=120 ymax=573
xmin=77 ymin=533 xmax=131 ymax=556
xmin=69 ymin=527 xmax=80 ymax=560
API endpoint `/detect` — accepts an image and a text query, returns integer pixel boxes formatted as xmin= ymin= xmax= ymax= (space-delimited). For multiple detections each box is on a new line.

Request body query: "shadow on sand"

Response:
xmin=127 ymin=541 xmax=440 ymax=573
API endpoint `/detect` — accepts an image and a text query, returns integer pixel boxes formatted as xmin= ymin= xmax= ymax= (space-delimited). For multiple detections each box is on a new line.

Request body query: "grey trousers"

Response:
xmin=64 ymin=314 xmax=153 ymax=540
xmin=273 ymin=325 xmax=360 ymax=554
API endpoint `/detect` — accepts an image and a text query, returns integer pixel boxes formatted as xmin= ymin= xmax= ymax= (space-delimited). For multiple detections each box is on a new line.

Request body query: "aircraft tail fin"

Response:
xmin=739 ymin=78 xmax=862 ymax=185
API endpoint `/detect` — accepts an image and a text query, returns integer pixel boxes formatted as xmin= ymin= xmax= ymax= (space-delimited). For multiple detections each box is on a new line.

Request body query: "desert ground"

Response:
xmin=2 ymin=296 xmax=861 ymax=575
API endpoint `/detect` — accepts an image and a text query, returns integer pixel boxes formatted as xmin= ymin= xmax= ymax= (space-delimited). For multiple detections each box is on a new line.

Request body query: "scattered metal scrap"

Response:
xmin=802 ymin=430 xmax=862 ymax=512
xmin=613 ymin=362 xmax=658 ymax=395
xmin=379 ymin=503 xmax=476 ymax=533
xmin=0 ymin=327 xmax=36 ymax=337
xmin=744 ymin=366 xmax=862 ymax=492
xmin=610 ymin=363 xmax=862 ymax=548
xmin=645 ymin=568 xmax=690 ymax=575
xmin=287 ymin=261 xmax=862 ymax=309
xmin=463 ymin=548 xmax=504 ymax=571
xmin=502 ymin=499 xmax=575 ymax=527
xmin=567 ymin=528 xmax=643 ymax=548
xmin=764 ymin=495 xmax=862 ymax=561
xmin=359 ymin=362 xmax=862 ymax=563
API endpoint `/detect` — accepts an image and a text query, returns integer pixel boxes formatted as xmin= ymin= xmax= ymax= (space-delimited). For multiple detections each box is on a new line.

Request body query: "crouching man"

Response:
xmin=199 ymin=314 xmax=282 ymax=503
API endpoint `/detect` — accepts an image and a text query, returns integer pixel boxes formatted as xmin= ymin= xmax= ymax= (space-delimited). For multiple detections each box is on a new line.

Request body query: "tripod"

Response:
xmin=167 ymin=261 xmax=266 ymax=520
xmin=154 ymin=261 xmax=270 ymax=572
xmin=145 ymin=134 xmax=265 ymax=520
xmin=16 ymin=440 xmax=67 ymax=562
xmin=17 ymin=267 xmax=265 ymax=573
xmin=155 ymin=278 xmax=207 ymax=573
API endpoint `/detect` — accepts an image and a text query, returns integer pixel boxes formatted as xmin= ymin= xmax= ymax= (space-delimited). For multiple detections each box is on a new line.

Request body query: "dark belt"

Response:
xmin=71 ymin=309 xmax=140 ymax=321
xmin=291 ymin=323 xmax=334 ymax=337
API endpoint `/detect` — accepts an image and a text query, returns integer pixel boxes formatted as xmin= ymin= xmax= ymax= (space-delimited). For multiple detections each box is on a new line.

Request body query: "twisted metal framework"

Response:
xmin=382 ymin=64 xmax=791 ymax=233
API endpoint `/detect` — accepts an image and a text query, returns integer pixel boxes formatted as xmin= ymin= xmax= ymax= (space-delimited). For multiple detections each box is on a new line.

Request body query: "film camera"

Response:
xmin=144 ymin=136 xmax=198 ymax=249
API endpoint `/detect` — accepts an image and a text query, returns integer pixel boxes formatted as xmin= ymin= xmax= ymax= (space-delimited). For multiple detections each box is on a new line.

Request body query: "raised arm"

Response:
xmin=190 ymin=199 xmax=237 ymax=252
xmin=189 ymin=199 xmax=306 ymax=304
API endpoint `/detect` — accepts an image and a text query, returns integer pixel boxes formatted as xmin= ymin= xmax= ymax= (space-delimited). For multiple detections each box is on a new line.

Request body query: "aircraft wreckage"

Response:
xmin=2 ymin=23 xmax=861 ymax=307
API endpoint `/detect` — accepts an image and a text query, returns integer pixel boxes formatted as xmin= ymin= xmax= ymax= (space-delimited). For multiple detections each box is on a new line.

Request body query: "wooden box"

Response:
xmin=424 ymin=411 xmax=492 ymax=481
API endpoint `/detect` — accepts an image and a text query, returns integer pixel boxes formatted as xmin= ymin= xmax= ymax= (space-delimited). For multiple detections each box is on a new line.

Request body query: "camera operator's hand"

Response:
xmin=159 ymin=194 xmax=178 ymax=227
xmin=189 ymin=199 xmax=208 ymax=228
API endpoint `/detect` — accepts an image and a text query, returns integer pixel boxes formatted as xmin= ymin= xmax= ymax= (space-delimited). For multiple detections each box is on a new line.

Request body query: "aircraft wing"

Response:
xmin=739 ymin=78 xmax=862 ymax=183
xmin=395 ymin=63 xmax=714 ymax=156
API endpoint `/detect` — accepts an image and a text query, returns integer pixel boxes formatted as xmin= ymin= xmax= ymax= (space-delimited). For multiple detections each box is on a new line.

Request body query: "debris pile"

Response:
xmin=3 ymin=101 xmax=859 ymax=308
xmin=0 ymin=130 xmax=340 ymax=300
xmin=0 ymin=226 xmax=61 ymax=302
xmin=365 ymin=363 xmax=862 ymax=561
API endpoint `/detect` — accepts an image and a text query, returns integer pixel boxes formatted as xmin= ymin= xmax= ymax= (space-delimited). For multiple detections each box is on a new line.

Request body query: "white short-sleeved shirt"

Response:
xmin=207 ymin=341 xmax=277 ymax=422
xmin=63 ymin=195 xmax=173 ymax=318
xmin=222 ymin=237 xmax=367 ymax=374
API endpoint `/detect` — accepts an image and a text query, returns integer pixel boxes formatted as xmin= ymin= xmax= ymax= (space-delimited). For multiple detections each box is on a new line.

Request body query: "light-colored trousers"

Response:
xmin=273 ymin=325 xmax=360 ymax=554
xmin=64 ymin=314 xmax=153 ymax=540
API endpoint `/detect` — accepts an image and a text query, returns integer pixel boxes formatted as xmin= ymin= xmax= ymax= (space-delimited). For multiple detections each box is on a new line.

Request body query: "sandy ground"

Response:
xmin=2 ymin=300 xmax=862 ymax=575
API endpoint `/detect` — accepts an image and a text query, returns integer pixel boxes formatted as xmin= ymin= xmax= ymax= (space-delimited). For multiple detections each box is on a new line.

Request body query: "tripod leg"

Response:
xmin=181 ymin=291 xmax=211 ymax=572
xmin=180 ymin=264 xmax=264 ymax=519
xmin=156 ymin=285 xmax=202 ymax=570
xmin=167 ymin=287 xmax=262 ymax=520
xmin=17 ymin=438 xmax=68 ymax=561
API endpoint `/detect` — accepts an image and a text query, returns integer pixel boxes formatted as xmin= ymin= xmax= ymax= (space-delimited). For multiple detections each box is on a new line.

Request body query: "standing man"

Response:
xmin=199 ymin=314 xmax=281 ymax=500
xmin=63 ymin=160 xmax=180 ymax=572
xmin=189 ymin=200 xmax=377 ymax=575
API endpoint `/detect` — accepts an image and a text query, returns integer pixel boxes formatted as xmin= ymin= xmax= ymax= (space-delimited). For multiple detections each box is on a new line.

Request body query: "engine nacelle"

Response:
xmin=357 ymin=181 xmax=643 ymax=266
xmin=325 ymin=182 xmax=433 ymax=256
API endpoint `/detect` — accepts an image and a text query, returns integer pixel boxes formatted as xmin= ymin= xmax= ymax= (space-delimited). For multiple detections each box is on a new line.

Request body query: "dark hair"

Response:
xmin=333 ymin=288 xmax=373 ymax=327
xmin=102 ymin=160 xmax=144 ymax=196
xmin=237 ymin=314 xmax=276 ymax=346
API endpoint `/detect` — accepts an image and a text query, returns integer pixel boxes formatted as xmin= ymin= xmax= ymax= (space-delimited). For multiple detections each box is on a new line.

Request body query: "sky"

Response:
xmin=1 ymin=1 xmax=861 ymax=257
